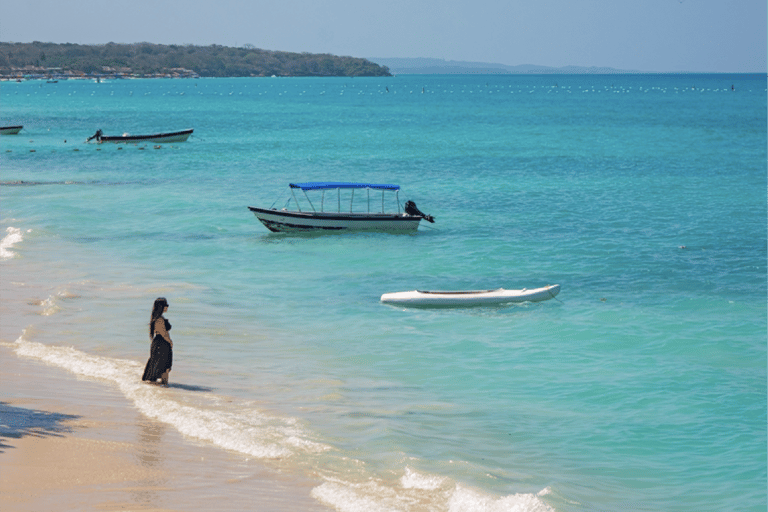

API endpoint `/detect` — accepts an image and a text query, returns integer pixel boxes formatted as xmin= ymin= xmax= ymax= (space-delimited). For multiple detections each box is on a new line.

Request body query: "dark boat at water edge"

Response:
xmin=0 ymin=125 xmax=23 ymax=135
xmin=87 ymin=128 xmax=193 ymax=143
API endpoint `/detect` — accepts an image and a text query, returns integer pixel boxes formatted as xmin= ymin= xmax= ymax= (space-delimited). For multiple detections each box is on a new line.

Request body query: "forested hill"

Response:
xmin=0 ymin=42 xmax=391 ymax=78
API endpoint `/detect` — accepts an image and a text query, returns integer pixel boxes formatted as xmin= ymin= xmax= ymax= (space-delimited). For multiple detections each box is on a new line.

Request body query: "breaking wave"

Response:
xmin=1 ymin=226 xmax=26 ymax=260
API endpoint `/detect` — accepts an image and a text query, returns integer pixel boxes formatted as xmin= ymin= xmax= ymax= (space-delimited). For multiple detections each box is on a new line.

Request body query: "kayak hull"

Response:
xmin=381 ymin=284 xmax=560 ymax=307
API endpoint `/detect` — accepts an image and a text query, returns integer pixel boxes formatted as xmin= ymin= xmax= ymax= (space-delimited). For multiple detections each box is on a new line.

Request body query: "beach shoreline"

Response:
xmin=0 ymin=346 xmax=332 ymax=512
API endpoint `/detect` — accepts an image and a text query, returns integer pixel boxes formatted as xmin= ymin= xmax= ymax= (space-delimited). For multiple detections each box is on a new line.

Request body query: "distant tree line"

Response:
xmin=0 ymin=42 xmax=391 ymax=77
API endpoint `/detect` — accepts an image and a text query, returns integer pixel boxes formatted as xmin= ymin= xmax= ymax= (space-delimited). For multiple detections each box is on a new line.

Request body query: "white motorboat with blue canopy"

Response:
xmin=380 ymin=284 xmax=561 ymax=307
xmin=248 ymin=182 xmax=434 ymax=232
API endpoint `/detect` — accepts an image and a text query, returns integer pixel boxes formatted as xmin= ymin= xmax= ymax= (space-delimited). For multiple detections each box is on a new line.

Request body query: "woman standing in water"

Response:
xmin=142 ymin=297 xmax=173 ymax=386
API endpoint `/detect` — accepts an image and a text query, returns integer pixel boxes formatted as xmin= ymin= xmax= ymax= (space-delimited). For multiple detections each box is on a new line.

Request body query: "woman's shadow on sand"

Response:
xmin=0 ymin=402 xmax=79 ymax=452
xmin=166 ymin=382 xmax=213 ymax=392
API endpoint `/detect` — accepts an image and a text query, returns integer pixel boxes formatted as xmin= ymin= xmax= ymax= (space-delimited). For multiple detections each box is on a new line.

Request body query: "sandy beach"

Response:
xmin=0 ymin=347 xmax=331 ymax=512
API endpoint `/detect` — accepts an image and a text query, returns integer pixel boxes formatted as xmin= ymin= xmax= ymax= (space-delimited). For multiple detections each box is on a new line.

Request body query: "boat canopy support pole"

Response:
xmin=350 ymin=189 xmax=354 ymax=213
xmin=290 ymin=188 xmax=301 ymax=212
xmin=302 ymin=190 xmax=316 ymax=212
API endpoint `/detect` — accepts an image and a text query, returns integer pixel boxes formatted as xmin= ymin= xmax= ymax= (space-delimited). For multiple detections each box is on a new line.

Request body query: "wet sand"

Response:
xmin=0 ymin=347 xmax=331 ymax=512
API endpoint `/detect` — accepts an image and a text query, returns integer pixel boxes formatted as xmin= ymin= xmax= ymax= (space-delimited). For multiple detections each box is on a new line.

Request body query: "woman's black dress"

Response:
xmin=142 ymin=318 xmax=172 ymax=382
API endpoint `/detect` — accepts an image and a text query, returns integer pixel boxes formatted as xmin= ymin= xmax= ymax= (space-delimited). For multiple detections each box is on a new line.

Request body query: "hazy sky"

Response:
xmin=1 ymin=0 xmax=765 ymax=72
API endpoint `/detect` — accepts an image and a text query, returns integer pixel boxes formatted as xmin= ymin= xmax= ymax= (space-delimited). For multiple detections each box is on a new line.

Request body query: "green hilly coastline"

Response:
xmin=0 ymin=42 xmax=639 ymax=79
xmin=0 ymin=42 xmax=391 ymax=78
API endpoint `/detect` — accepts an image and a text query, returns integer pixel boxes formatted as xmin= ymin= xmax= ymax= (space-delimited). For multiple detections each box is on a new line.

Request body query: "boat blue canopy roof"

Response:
xmin=290 ymin=182 xmax=400 ymax=191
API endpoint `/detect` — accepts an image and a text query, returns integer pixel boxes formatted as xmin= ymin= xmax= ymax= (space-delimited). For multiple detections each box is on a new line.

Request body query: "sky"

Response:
xmin=1 ymin=0 xmax=765 ymax=72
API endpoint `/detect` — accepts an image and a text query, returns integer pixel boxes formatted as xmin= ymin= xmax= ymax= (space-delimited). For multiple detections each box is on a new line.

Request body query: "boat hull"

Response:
xmin=0 ymin=126 xmax=23 ymax=135
xmin=248 ymin=207 xmax=422 ymax=232
xmin=98 ymin=129 xmax=193 ymax=143
xmin=381 ymin=284 xmax=561 ymax=307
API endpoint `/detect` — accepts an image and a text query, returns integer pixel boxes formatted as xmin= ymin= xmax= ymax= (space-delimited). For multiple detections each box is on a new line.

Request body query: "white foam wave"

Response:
xmin=448 ymin=484 xmax=554 ymax=512
xmin=312 ymin=478 xmax=409 ymax=512
xmin=9 ymin=333 xmax=329 ymax=460
xmin=9 ymin=335 xmax=553 ymax=512
xmin=38 ymin=294 xmax=61 ymax=316
xmin=28 ymin=291 xmax=78 ymax=316
xmin=1 ymin=227 xmax=26 ymax=260
xmin=312 ymin=471 xmax=554 ymax=512
xmin=401 ymin=466 xmax=448 ymax=490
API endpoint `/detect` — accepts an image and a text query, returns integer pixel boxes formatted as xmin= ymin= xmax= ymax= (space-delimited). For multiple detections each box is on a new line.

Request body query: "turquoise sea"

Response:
xmin=1 ymin=74 xmax=766 ymax=511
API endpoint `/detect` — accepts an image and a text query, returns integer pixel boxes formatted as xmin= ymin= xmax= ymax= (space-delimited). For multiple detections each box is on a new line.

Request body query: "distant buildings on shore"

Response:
xmin=0 ymin=65 xmax=200 ymax=81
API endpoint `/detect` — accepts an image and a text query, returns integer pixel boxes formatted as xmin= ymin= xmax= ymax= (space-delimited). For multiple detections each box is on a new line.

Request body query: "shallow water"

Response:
xmin=1 ymin=74 xmax=766 ymax=511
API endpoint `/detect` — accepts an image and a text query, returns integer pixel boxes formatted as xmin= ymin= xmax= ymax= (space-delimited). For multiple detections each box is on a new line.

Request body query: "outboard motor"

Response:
xmin=404 ymin=200 xmax=435 ymax=223
xmin=86 ymin=129 xmax=103 ymax=143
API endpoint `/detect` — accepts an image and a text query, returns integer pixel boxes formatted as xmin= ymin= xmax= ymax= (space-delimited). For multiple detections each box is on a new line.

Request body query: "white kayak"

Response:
xmin=380 ymin=284 xmax=560 ymax=307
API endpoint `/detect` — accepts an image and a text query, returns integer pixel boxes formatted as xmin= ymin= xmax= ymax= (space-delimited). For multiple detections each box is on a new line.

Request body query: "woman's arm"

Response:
xmin=155 ymin=317 xmax=173 ymax=347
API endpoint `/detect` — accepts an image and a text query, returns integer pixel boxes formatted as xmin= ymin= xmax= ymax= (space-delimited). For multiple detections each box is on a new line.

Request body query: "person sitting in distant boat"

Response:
xmin=142 ymin=297 xmax=174 ymax=386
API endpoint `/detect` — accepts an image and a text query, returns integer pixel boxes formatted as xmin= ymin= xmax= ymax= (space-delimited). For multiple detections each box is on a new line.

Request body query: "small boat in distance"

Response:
xmin=380 ymin=284 xmax=560 ymax=307
xmin=248 ymin=182 xmax=435 ymax=233
xmin=0 ymin=125 xmax=23 ymax=135
xmin=86 ymin=128 xmax=193 ymax=144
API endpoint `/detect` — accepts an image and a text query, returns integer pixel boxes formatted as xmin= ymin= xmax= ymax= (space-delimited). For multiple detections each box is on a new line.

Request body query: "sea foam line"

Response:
xmin=0 ymin=227 xmax=26 ymax=260
xmin=311 ymin=470 xmax=554 ymax=512
xmin=8 ymin=334 xmax=553 ymax=512
xmin=8 ymin=333 xmax=329 ymax=460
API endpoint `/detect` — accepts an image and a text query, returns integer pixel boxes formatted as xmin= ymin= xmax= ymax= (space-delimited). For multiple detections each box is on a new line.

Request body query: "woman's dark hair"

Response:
xmin=149 ymin=297 xmax=169 ymax=338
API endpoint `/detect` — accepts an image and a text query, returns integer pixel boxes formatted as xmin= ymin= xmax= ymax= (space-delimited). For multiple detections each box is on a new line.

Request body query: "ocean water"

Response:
xmin=1 ymin=74 xmax=766 ymax=511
